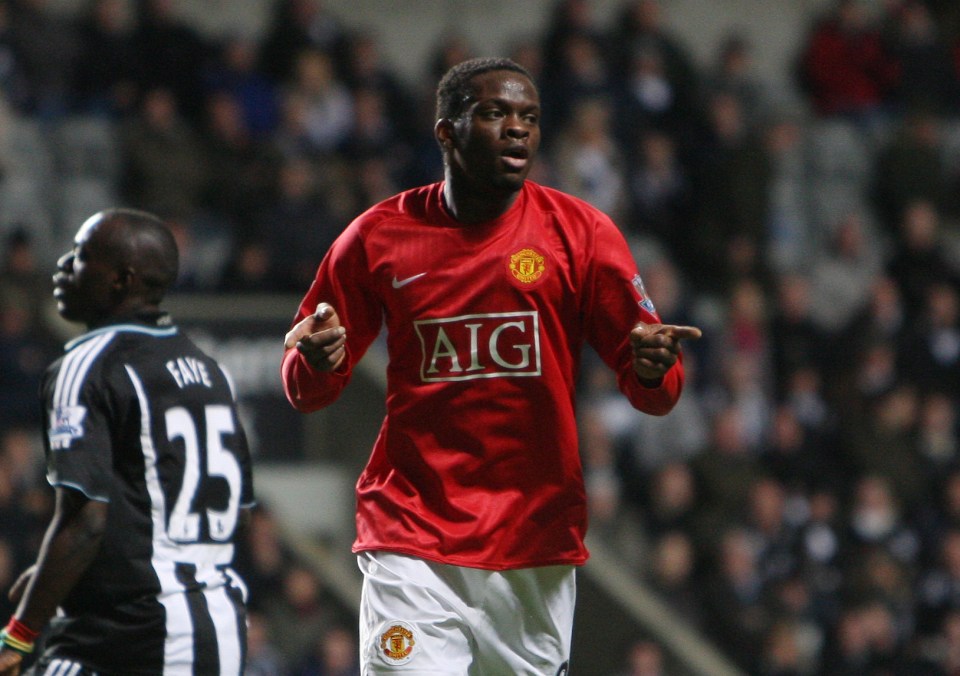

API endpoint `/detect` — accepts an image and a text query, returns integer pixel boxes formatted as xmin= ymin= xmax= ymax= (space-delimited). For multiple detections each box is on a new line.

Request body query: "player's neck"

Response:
xmin=442 ymin=179 xmax=521 ymax=224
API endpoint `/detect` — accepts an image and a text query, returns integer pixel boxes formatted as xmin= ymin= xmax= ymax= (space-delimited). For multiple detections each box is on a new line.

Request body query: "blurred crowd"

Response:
xmin=1 ymin=0 xmax=960 ymax=673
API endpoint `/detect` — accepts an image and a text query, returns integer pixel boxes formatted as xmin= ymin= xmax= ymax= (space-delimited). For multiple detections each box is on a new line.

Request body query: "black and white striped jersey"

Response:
xmin=38 ymin=316 xmax=255 ymax=675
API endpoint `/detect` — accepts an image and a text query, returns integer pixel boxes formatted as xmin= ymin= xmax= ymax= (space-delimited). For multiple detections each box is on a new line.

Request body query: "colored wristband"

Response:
xmin=0 ymin=618 xmax=38 ymax=655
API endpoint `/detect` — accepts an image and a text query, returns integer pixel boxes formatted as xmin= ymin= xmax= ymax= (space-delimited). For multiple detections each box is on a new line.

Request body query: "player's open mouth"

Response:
xmin=502 ymin=147 xmax=529 ymax=170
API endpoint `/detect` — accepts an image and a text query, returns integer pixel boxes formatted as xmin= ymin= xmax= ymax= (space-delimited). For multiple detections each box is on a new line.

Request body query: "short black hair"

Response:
xmin=435 ymin=57 xmax=534 ymax=121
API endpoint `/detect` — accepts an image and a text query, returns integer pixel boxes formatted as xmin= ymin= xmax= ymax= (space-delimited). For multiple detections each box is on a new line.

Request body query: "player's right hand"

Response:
xmin=283 ymin=303 xmax=346 ymax=372
xmin=0 ymin=649 xmax=22 ymax=676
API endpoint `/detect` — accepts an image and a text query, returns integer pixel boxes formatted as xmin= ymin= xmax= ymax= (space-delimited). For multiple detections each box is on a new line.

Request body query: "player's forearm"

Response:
xmin=281 ymin=348 xmax=349 ymax=411
xmin=14 ymin=493 xmax=107 ymax=632
xmin=619 ymin=357 xmax=685 ymax=416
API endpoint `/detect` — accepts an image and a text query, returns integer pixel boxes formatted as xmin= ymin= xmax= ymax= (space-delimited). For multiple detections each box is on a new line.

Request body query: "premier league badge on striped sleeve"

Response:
xmin=49 ymin=405 xmax=87 ymax=450
xmin=631 ymin=274 xmax=656 ymax=314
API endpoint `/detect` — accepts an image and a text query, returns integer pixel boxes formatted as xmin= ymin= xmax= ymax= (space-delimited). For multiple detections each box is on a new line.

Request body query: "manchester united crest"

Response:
xmin=508 ymin=247 xmax=546 ymax=285
xmin=379 ymin=621 xmax=416 ymax=664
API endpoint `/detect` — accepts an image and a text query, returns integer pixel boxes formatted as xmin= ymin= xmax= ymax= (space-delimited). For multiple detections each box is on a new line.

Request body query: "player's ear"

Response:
xmin=435 ymin=118 xmax=456 ymax=151
xmin=113 ymin=265 xmax=135 ymax=294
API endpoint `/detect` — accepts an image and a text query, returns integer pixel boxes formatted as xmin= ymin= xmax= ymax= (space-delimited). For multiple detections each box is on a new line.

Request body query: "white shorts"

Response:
xmin=357 ymin=551 xmax=575 ymax=675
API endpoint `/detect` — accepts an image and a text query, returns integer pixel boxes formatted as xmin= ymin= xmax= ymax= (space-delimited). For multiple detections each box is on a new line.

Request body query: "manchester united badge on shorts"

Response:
xmin=378 ymin=620 xmax=417 ymax=665
xmin=507 ymin=246 xmax=547 ymax=289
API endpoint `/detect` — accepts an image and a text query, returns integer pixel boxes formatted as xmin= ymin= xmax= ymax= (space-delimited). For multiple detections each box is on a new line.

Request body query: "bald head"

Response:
xmin=55 ymin=209 xmax=179 ymax=326
xmin=115 ymin=209 xmax=178 ymax=302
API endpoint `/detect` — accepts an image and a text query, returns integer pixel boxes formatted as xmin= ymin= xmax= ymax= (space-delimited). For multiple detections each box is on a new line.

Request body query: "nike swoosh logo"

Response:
xmin=391 ymin=273 xmax=426 ymax=288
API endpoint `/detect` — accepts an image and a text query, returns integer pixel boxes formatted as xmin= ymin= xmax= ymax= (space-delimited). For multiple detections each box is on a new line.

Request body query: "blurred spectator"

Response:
xmin=769 ymin=273 xmax=828 ymax=398
xmin=641 ymin=462 xmax=700 ymax=542
xmin=703 ymin=33 xmax=772 ymax=128
xmin=760 ymin=404 xmax=834 ymax=497
xmin=254 ymin=155 xmax=345 ymax=292
xmin=691 ymin=406 xmax=764 ymax=544
xmin=744 ymin=477 xmax=800 ymax=585
xmin=233 ymin=504 xmax=298 ymax=614
xmin=843 ymin=473 xmax=921 ymax=568
xmin=623 ymin=129 xmax=691 ymax=250
xmin=0 ymin=426 xmax=49 ymax=573
xmin=612 ymin=638 xmax=669 ymax=676
xmin=762 ymin=110 xmax=812 ymax=274
xmin=757 ymin=618 xmax=807 ymax=676
xmin=645 ymin=530 xmax=703 ymax=630
xmin=540 ymin=0 xmax=601 ymax=83
xmin=7 ymin=0 xmax=80 ymax=118
xmin=844 ymin=274 xmax=907 ymax=360
xmin=258 ymin=0 xmax=349 ymax=86
xmin=916 ymin=470 xmax=960 ymax=569
xmin=871 ymin=109 xmax=949 ymax=236
xmin=217 ymin=239 xmax=272 ymax=293
xmin=131 ymin=0 xmax=210 ymax=122
xmin=916 ymin=528 xmax=960 ymax=636
xmin=781 ymin=365 xmax=834 ymax=441
xmin=539 ymin=2 xmax=611 ymax=139
xmin=341 ymin=29 xmax=418 ymax=150
xmin=926 ymin=610 xmax=960 ymax=674
xmin=336 ymin=86 xmax=406 ymax=172
xmin=915 ymin=392 xmax=959 ymax=482
xmin=203 ymin=34 xmax=282 ymax=139
xmin=72 ymin=0 xmax=139 ymax=117
xmin=886 ymin=199 xmax=960 ymax=323
xmin=762 ymin=575 xmax=826 ymax=673
xmin=244 ymin=610 xmax=285 ymax=676
xmin=685 ymin=91 xmax=772 ymax=294
xmin=288 ymin=47 xmax=353 ymax=156
xmin=0 ymin=227 xmax=53 ymax=330
xmin=703 ymin=526 xmax=769 ymax=672
xmin=163 ymin=211 xmax=232 ymax=291
xmin=272 ymin=88 xmax=320 ymax=161
xmin=0 ymin=294 xmax=59 ymax=432
xmin=795 ymin=0 xmax=898 ymax=126
xmin=119 ymin=86 xmax=209 ymax=217
xmin=550 ymin=95 xmax=628 ymax=222
xmin=615 ymin=41 xmax=693 ymax=155
xmin=0 ymin=1 xmax=27 ymax=110
xmin=265 ymin=564 xmax=339 ymax=663
xmin=795 ymin=488 xmax=845 ymax=623
xmin=898 ymin=282 xmax=960 ymax=398
xmin=198 ymin=88 xmax=278 ymax=238
xmin=808 ymin=209 xmax=885 ymax=335
xmin=290 ymin=623 xmax=360 ymax=676
xmin=882 ymin=0 xmax=959 ymax=114
xmin=818 ymin=603 xmax=877 ymax=675
xmin=608 ymin=0 xmax=699 ymax=138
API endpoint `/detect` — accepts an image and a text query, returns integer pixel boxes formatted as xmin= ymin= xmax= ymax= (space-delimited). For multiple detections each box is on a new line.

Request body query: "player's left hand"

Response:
xmin=630 ymin=322 xmax=702 ymax=384
xmin=0 ymin=649 xmax=22 ymax=676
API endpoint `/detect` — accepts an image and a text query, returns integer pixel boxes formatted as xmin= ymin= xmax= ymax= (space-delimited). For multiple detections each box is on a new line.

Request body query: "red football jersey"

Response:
xmin=282 ymin=180 xmax=685 ymax=570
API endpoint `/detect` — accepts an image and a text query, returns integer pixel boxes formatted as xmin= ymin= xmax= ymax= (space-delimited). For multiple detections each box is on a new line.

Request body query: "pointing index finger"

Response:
xmin=657 ymin=325 xmax=703 ymax=341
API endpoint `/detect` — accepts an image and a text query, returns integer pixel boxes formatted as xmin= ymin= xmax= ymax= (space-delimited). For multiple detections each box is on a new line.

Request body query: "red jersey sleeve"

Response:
xmin=582 ymin=213 xmax=685 ymax=416
xmin=281 ymin=221 xmax=384 ymax=412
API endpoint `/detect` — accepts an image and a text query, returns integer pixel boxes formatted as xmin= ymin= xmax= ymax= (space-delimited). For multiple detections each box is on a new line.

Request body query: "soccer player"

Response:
xmin=0 ymin=209 xmax=255 ymax=675
xmin=281 ymin=57 xmax=701 ymax=674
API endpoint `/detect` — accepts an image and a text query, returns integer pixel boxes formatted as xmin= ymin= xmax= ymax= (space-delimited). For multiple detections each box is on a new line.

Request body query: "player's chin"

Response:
xmin=493 ymin=171 xmax=528 ymax=192
xmin=55 ymin=297 xmax=85 ymax=323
